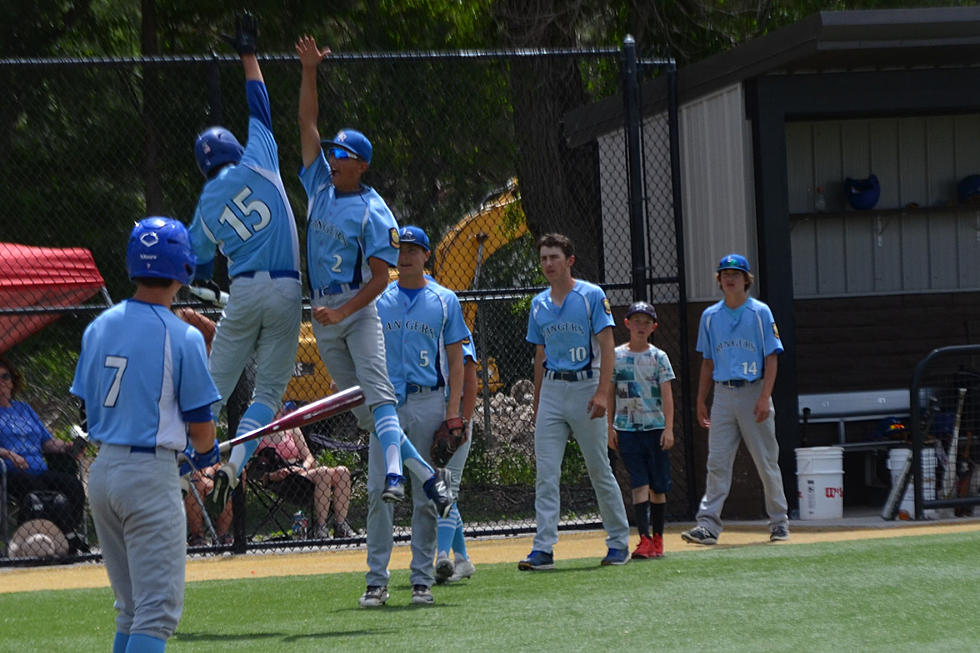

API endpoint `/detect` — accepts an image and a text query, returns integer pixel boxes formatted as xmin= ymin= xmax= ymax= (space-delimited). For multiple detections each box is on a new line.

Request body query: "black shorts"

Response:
xmin=617 ymin=429 xmax=671 ymax=494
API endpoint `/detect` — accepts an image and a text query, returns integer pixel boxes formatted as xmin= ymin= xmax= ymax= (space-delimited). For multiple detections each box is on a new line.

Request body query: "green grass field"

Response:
xmin=2 ymin=531 xmax=979 ymax=652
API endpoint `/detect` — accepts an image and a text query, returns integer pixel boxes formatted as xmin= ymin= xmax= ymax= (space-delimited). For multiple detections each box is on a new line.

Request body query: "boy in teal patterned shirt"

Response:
xmin=607 ymin=301 xmax=675 ymax=559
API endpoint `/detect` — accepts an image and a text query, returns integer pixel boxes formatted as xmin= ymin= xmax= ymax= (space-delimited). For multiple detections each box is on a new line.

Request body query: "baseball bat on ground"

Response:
xmin=941 ymin=387 xmax=968 ymax=500
xmin=218 ymin=386 xmax=365 ymax=455
xmin=955 ymin=427 xmax=975 ymax=517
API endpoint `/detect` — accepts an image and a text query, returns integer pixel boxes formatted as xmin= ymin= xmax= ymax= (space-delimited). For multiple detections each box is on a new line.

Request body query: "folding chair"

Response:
xmin=244 ymin=447 xmax=316 ymax=540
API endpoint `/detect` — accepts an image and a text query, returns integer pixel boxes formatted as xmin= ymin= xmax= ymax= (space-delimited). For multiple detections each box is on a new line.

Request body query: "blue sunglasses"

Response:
xmin=327 ymin=147 xmax=362 ymax=161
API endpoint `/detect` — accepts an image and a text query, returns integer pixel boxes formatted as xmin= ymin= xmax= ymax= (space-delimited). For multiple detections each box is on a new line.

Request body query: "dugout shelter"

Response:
xmin=564 ymin=7 xmax=980 ymax=514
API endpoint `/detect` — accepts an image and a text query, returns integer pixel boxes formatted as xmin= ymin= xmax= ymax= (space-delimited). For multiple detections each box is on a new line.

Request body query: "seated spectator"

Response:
xmin=0 ymin=355 xmax=86 ymax=551
xmin=257 ymin=402 xmax=354 ymax=538
xmin=183 ymin=461 xmax=234 ymax=546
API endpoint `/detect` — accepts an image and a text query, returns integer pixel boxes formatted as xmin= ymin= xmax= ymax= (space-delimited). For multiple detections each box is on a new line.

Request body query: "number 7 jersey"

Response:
xmin=70 ymin=300 xmax=220 ymax=450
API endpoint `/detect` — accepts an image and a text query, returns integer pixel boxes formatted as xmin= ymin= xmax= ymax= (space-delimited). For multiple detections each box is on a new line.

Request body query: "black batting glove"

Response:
xmin=221 ymin=11 xmax=258 ymax=55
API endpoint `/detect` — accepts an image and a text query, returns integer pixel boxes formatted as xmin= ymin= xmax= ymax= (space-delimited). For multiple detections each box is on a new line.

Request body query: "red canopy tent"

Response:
xmin=0 ymin=243 xmax=107 ymax=354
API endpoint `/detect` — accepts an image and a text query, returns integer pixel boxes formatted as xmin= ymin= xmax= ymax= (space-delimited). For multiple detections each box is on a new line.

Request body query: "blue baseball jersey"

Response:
xmin=526 ymin=280 xmax=614 ymax=372
xmin=377 ymin=279 xmax=470 ymax=405
xmin=300 ymin=153 xmax=400 ymax=291
xmin=70 ymin=300 xmax=221 ymax=450
xmin=696 ymin=297 xmax=783 ymax=382
xmin=189 ymin=81 xmax=300 ymax=279
xmin=611 ymin=344 xmax=675 ymax=431
xmin=0 ymin=401 xmax=52 ymax=475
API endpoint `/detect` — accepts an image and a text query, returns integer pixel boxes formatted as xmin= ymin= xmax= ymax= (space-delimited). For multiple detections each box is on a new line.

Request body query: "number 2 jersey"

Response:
xmin=188 ymin=80 xmax=300 ymax=279
xmin=70 ymin=300 xmax=220 ymax=450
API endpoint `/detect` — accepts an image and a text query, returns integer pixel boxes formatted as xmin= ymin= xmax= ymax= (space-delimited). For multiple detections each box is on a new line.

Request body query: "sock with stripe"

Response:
xmin=372 ymin=403 xmax=406 ymax=478
xmin=228 ymin=402 xmax=274 ymax=476
xmin=437 ymin=503 xmax=460 ymax=555
xmin=451 ymin=506 xmax=468 ymax=560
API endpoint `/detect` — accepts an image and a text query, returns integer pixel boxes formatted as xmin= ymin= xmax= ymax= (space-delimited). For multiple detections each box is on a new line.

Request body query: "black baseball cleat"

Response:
xmin=209 ymin=462 xmax=238 ymax=511
xmin=423 ymin=468 xmax=454 ymax=518
xmin=381 ymin=473 xmax=406 ymax=503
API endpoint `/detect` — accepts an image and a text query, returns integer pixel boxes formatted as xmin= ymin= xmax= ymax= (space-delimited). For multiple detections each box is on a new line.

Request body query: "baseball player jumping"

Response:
xmin=71 ymin=217 xmax=221 ymax=653
xmin=188 ymin=12 xmax=302 ymax=509
xmin=296 ymin=36 xmax=452 ymax=527
xmin=520 ymin=233 xmax=631 ymax=570
xmin=366 ymin=225 xmax=469 ymax=606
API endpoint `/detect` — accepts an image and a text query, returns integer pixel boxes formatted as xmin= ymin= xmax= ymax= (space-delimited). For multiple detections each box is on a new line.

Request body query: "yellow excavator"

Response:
xmin=285 ymin=178 xmax=525 ymax=402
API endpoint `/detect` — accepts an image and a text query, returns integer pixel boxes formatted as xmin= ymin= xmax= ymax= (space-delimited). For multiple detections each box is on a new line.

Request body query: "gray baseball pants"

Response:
xmin=695 ymin=382 xmax=789 ymax=535
xmin=88 ymin=444 xmax=186 ymax=641
xmin=209 ymin=273 xmax=301 ymax=413
xmin=532 ymin=377 xmax=630 ymax=553
xmin=364 ymin=388 xmax=443 ymax=588
xmin=311 ymin=291 xmax=397 ymax=430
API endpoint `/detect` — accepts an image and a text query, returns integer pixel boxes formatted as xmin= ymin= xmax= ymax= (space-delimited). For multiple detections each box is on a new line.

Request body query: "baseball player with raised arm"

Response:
xmin=364 ymin=225 xmax=468 ymax=606
xmin=296 ymin=36 xmax=451 ymax=529
xmin=681 ymin=253 xmax=789 ymax=546
xmin=188 ymin=12 xmax=301 ymax=509
xmin=71 ymin=217 xmax=221 ymax=653
xmin=519 ymin=233 xmax=631 ymax=571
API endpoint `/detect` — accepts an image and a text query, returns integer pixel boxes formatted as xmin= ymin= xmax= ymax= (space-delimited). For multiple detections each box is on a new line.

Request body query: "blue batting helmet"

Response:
xmin=126 ymin=217 xmax=196 ymax=285
xmin=957 ymin=174 xmax=980 ymax=204
xmin=194 ymin=126 xmax=244 ymax=178
xmin=844 ymin=174 xmax=880 ymax=210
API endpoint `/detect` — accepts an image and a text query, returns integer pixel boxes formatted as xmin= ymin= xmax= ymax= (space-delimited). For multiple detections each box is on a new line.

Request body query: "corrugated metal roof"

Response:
xmin=564 ymin=7 xmax=980 ymax=147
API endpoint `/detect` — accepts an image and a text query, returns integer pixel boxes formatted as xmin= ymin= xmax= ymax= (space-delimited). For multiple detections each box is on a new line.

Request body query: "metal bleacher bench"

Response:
xmin=798 ymin=389 xmax=911 ymax=451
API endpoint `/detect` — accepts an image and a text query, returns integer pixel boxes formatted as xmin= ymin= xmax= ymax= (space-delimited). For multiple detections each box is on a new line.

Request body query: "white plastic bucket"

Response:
xmin=886 ymin=447 xmax=938 ymax=519
xmin=796 ymin=446 xmax=844 ymax=520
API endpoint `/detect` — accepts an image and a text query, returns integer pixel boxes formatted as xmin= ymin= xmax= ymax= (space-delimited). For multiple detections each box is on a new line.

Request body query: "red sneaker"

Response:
xmin=651 ymin=533 xmax=664 ymax=558
xmin=632 ymin=535 xmax=655 ymax=559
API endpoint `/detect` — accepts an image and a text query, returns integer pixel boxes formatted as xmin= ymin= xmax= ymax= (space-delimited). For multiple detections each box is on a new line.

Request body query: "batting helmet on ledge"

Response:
xmin=194 ymin=126 xmax=244 ymax=178
xmin=844 ymin=174 xmax=880 ymax=210
xmin=126 ymin=216 xmax=196 ymax=285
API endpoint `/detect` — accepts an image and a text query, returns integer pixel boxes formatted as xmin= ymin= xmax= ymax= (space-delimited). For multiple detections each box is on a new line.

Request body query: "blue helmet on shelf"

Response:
xmin=957 ymin=175 xmax=980 ymax=204
xmin=126 ymin=217 xmax=196 ymax=285
xmin=844 ymin=174 xmax=880 ymax=210
xmin=194 ymin=126 xmax=244 ymax=178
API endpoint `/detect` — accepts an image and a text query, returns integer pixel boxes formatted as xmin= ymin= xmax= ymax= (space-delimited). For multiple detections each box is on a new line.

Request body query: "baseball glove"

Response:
xmin=430 ymin=417 xmax=466 ymax=467
xmin=176 ymin=308 xmax=217 ymax=353
xmin=221 ymin=11 xmax=258 ymax=55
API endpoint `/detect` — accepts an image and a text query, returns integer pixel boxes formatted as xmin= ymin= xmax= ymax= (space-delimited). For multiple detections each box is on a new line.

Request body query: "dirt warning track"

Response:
xmin=3 ymin=520 xmax=979 ymax=595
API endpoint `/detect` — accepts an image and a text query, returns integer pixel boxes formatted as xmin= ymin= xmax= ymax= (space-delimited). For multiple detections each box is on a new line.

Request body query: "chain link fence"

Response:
xmin=0 ymin=47 xmax=684 ymax=564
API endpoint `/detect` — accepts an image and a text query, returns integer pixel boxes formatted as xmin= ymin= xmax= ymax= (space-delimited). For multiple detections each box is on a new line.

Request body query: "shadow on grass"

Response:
xmin=175 ymin=626 xmax=399 ymax=643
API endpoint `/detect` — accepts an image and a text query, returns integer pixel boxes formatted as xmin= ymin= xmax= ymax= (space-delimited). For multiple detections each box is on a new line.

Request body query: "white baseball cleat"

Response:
xmin=448 ymin=557 xmax=475 ymax=582
xmin=358 ymin=585 xmax=389 ymax=608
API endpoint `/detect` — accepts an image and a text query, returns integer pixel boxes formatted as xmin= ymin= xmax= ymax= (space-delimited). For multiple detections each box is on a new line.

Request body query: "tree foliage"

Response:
xmin=3 ymin=0 xmax=971 ymax=295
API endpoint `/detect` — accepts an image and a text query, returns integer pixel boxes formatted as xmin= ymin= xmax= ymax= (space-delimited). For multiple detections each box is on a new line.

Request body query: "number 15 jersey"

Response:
xmin=189 ymin=81 xmax=300 ymax=279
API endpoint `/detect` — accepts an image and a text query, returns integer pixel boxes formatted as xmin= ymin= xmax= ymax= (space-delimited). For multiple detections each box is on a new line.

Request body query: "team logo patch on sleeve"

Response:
xmin=389 ymin=228 xmax=400 ymax=248
xmin=772 ymin=323 xmax=780 ymax=338
xmin=603 ymin=298 xmax=612 ymax=314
